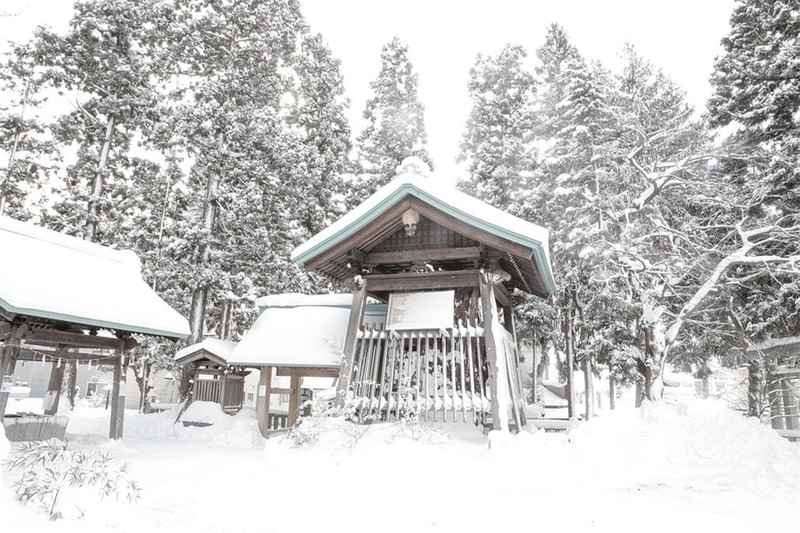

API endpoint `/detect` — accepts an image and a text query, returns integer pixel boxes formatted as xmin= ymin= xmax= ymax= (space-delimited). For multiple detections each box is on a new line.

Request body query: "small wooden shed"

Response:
xmin=228 ymin=294 xmax=386 ymax=435
xmin=175 ymin=338 xmax=247 ymax=413
xmin=0 ymin=216 xmax=190 ymax=439
xmin=289 ymin=158 xmax=555 ymax=432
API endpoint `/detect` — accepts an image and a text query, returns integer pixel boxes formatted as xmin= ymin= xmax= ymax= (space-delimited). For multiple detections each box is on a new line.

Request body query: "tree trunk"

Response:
xmin=583 ymin=357 xmax=594 ymax=420
xmin=136 ymin=360 xmax=152 ymax=413
xmin=187 ymin=132 xmax=224 ymax=345
xmin=563 ymin=290 xmax=576 ymax=419
xmin=747 ymin=359 xmax=761 ymax=418
xmin=608 ymin=369 xmax=616 ymax=410
xmin=87 ymin=114 xmax=117 ymax=242
xmin=63 ymin=360 xmax=78 ymax=410
xmin=638 ymin=322 xmax=666 ymax=403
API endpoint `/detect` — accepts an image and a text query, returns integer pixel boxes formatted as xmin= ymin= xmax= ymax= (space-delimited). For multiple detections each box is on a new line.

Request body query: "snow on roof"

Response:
xmin=0 ymin=216 xmax=190 ymax=339
xmin=290 ymin=164 xmax=555 ymax=296
xmin=229 ymin=303 xmax=350 ymax=368
xmin=255 ymin=292 xmax=353 ymax=310
xmin=175 ymin=338 xmax=238 ymax=363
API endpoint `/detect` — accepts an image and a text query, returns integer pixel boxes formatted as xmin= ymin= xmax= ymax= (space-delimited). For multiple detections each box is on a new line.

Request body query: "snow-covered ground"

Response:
xmin=2 ymin=400 xmax=798 ymax=533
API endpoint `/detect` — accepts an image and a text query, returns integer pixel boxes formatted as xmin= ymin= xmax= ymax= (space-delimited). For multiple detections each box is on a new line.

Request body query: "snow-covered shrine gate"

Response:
xmin=0 ymin=217 xmax=190 ymax=439
xmin=290 ymin=159 xmax=556 ymax=431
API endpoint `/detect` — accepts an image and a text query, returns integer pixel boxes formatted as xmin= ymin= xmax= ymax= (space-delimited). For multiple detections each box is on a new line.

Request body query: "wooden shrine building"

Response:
xmin=288 ymin=158 xmax=556 ymax=432
xmin=0 ymin=216 xmax=190 ymax=439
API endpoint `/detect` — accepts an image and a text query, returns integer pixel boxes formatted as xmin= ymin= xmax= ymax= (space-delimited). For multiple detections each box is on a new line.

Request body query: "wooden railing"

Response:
xmin=346 ymin=322 xmax=495 ymax=423
xmin=192 ymin=375 xmax=245 ymax=413
xmin=194 ymin=379 xmax=220 ymax=403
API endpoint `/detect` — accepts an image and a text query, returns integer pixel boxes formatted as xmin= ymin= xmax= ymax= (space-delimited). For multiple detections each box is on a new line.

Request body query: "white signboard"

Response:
xmin=387 ymin=290 xmax=454 ymax=330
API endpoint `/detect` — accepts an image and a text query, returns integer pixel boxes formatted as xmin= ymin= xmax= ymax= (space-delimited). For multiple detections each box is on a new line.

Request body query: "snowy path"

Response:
xmin=2 ymin=402 xmax=798 ymax=533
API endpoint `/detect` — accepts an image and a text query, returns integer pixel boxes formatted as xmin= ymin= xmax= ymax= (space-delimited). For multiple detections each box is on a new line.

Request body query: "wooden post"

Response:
xmin=766 ymin=360 xmax=785 ymax=430
xmin=219 ymin=371 xmax=228 ymax=410
xmin=0 ymin=322 xmax=26 ymax=418
xmin=256 ymin=366 xmax=272 ymax=437
xmin=288 ymin=373 xmax=301 ymax=427
xmin=336 ymin=276 xmax=368 ymax=407
xmin=43 ymin=348 xmax=65 ymax=415
xmin=781 ymin=378 xmax=799 ymax=431
xmin=479 ymin=272 xmax=506 ymax=432
xmin=109 ymin=340 xmax=126 ymax=439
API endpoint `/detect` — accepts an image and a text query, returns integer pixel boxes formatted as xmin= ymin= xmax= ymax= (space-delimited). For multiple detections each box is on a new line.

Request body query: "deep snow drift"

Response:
xmin=1 ymin=400 xmax=798 ymax=533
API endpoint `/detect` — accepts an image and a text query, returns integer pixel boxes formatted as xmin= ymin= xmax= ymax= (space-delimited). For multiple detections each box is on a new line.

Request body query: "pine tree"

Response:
xmin=288 ymin=33 xmax=352 ymax=235
xmin=0 ymin=42 xmax=55 ymax=220
xmin=164 ymin=0 xmax=334 ymax=343
xmin=29 ymin=0 xmax=171 ymax=243
xmin=457 ymin=44 xmax=536 ymax=211
xmin=353 ymin=37 xmax=431 ymax=201
xmin=707 ymin=0 xmax=800 ymax=343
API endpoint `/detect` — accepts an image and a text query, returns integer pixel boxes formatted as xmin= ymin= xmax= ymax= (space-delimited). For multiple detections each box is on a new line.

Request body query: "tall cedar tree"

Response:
xmin=165 ymin=0 xmax=347 ymax=343
xmin=707 ymin=0 xmax=800 ymax=343
xmin=31 ymin=0 xmax=170 ymax=244
xmin=458 ymin=44 xmax=536 ymax=212
xmin=0 ymin=42 xmax=56 ymax=219
xmin=353 ymin=37 xmax=431 ymax=202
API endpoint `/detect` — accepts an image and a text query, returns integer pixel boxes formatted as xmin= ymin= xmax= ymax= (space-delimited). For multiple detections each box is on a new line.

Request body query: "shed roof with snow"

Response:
xmin=290 ymin=164 xmax=556 ymax=298
xmin=0 ymin=216 xmax=190 ymax=338
xmin=229 ymin=294 xmax=350 ymax=368
xmin=175 ymin=338 xmax=238 ymax=366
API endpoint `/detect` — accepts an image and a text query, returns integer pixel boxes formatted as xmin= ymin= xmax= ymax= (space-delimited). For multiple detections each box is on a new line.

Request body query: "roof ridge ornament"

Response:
xmin=396 ymin=156 xmax=431 ymax=178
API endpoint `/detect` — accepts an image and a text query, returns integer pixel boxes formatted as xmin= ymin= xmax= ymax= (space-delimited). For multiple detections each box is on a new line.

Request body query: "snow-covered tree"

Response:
xmin=30 ymin=0 xmax=171 ymax=243
xmin=352 ymin=37 xmax=431 ymax=201
xmin=0 ymin=42 xmax=56 ymax=219
xmin=458 ymin=44 xmax=536 ymax=211
xmin=707 ymin=0 xmax=800 ymax=345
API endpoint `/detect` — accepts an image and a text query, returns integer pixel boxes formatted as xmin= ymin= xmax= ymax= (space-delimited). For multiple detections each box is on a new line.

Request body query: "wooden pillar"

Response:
xmin=781 ymin=378 xmax=799 ymax=431
xmin=256 ymin=366 xmax=272 ymax=437
xmin=43 ymin=348 xmax=66 ymax=415
xmin=219 ymin=370 xmax=228 ymax=410
xmin=288 ymin=373 xmax=301 ymax=427
xmin=479 ymin=272 xmax=507 ymax=432
xmin=109 ymin=341 xmax=126 ymax=439
xmin=0 ymin=322 xmax=26 ymax=418
xmin=336 ymin=276 xmax=368 ymax=407
xmin=766 ymin=360 xmax=785 ymax=430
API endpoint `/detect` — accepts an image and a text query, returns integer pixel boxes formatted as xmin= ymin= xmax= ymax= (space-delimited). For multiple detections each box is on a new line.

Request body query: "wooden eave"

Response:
xmin=302 ymin=196 xmax=550 ymax=298
xmin=2 ymin=315 xmax=136 ymax=359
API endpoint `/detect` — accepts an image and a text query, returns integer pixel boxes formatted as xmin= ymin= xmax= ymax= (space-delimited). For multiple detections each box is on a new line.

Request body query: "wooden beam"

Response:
xmin=336 ymin=277 xmax=368 ymax=407
xmin=365 ymin=246 xmax=481 ymax=265
xmin=349 ymin=248 xmax=368 ymax=264
xmin=304 ymin=198 xmax=412 ymax=272
xmin=0 ymin=308 xmax=15 ymax=322
xmin=0 ymin=320 xmax=11 ymax=341
xmin=24 ymin=329 xmax=137 ymax=351
xmin=365 ymin=270 xmax=480 ymax=292
xmin=408 ymin=198 xmax=534 ymax=259
xmin=276 ymin=367 xmax=339 ymax=378
xmin=256 ymin=366 xmax=272 ymax=437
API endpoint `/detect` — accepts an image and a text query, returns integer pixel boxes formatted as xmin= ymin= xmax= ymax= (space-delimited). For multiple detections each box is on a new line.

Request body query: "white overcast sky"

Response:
xmin=2 ymin=0 xmax=736 ymax=182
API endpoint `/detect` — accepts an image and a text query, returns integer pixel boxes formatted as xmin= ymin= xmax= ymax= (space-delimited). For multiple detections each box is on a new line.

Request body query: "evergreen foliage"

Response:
xmin=353 ymin=37 xmax=431 ymax=202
